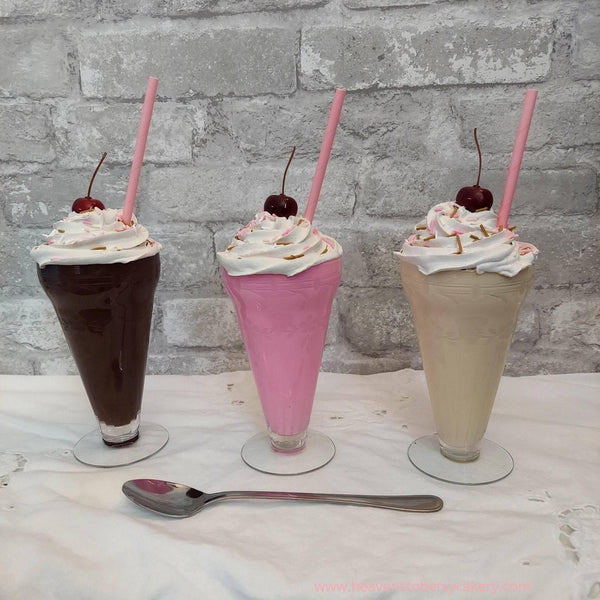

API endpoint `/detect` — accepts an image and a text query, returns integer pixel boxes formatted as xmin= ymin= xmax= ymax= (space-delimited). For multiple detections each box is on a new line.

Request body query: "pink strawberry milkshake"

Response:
xmin=218 ymin=211 xmax=342 ymax=452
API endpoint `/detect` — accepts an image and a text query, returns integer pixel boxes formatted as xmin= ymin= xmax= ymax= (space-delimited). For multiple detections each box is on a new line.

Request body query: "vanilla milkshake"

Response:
xmin=396 ymin=201 xmax=537 ymax=463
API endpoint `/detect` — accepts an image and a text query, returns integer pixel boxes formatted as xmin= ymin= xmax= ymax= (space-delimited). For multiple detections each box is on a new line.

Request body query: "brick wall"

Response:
xmin=0 ymin=0 xmax=598 ymax=376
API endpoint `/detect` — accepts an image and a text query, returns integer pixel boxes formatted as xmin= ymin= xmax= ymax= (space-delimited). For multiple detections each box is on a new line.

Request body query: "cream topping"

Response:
xmin=218 ymin=212 xmax=342 ymax=276
xmin=31 ymin=208 xmax=160 ymax=267
xmin=396 ymin=202 xmax=537 ymax=276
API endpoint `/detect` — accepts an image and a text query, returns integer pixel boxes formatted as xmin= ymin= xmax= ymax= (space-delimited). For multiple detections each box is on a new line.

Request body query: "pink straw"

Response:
xmin=304 ymin=88 xmax=347 ymax=223
xmin=497 ymin=89 xmax=538 ymax=228
xmin=122 ymin=76 xmax=159 ymax=225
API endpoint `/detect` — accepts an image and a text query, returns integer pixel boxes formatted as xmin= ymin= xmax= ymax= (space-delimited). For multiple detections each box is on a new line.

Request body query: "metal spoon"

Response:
xmin=122 ymin=479 xmax=443 ymax=518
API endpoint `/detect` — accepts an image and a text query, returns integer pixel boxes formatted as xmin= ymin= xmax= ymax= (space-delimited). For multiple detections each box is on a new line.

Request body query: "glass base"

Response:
xmin=407 ymin=434 xmax=514 ymax=485
xmin=73 ymin=422 xmax=169 ymax=468
xmin=241 ymin=430 xmax=335 ymax=475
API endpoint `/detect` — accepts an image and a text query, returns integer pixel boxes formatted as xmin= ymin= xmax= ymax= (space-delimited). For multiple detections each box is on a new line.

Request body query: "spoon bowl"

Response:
xmin=122 ymin=479 xmax=443 ymax=518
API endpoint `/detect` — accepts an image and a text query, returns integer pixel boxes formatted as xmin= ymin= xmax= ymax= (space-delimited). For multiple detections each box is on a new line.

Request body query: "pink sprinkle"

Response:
xmin=434 ymin=206 xmax=443 ymax=212
xmin=407 ymin=234 xmax=417 ymax=245
xmin=518 ymin=242 xmax=535 ymax=255
xmin=324 ymin=238 xmax=334 ymax=248
xmin=47 ymin=240 xmax=54 ymax=245
xmin=303 ymin=245 xmax=309 ymax=251
xmin=451 ymin=230 xmax=462 ymax=235
xmin=281 ymin=227 xmax=294 ymax=237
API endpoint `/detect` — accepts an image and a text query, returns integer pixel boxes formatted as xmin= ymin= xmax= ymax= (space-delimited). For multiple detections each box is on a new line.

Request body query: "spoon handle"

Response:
xmin=210 ymin=491 xmax=443 ymax=512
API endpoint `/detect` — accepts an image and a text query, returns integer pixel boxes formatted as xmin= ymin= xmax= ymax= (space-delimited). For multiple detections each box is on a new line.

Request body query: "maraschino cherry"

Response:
xmin=72 ymin=152 xmax=107 ymax=213
xmin=455 ymin=129 xmax=493 ymax=212
xmin=264 ymin=147 xmax=298 ymax=218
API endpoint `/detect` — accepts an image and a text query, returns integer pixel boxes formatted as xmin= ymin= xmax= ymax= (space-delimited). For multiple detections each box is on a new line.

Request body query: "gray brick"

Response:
xmin=344 ymin=0 xmax=442 ymax=6
xmin=54 ymin=102 xmax=197 ymax=167
xmin=512 ymin=303 xmax=540 ymax=345
xmin=79 ymin=26 xmax=297 ymax=99
xmin=301 ymin=21 xmax=552 ymax=90
xmin=1 ymin=167 xmax=132 ymax=228
xmin=221 ymin=93 xmax=346 ymax=161
xmin=37 ymin=355 xmax=78 ymax=376
xmin=527 ymin=216 xmax=600 ymax=287
xmin=146 ymin=350 xmax=249 ymax=375
xmin=506 ymin=348 xmax=600 ymax=375
xmin=163 ymin=298 xmax=242 ymax=347
xmin=337 ymin=288 xmax=416 ymax=353
xmin=152 ymin=229 xmax=217 ymax=290
xmin=321 ymin=344 xmax=417 ymax=375
xmin=0 ymin=297 xmax=67 ymax=352
xmin=0 ymin=230 xmax=45 ymax=290
xmin=0 ymin=26 xmax=70 ymax=98
xmin=0 ymin=0 xmax=96 ymax=17
xmin=0 ymin=351 xmax=35 ymax=375
xmin=101 ymin=0 xmax=324 ymax=17
xmin=323 ymin=222 xmax=405 ymax=289
xmin=550 ymin=298 xmax=600 ymax=348
xmin=571 ymin=0 xmax=600 ymax=80
xmin=0 ymin=102 xmax=55 ymax=164
xmin=455 ymin=84 xmax=600 ymax=151
xmin=325 ymin=298 xmax=342 ymax=346
xmin=140 ymin=159 xmax=356 ymax=226
xmin=222 ymin=90 xmax=432 ymax=163
xmin=359 ymin=162 xmax=598 ymax=218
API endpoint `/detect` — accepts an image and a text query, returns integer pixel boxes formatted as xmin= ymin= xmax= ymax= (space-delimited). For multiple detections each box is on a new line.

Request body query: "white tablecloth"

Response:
xmin=0 ymin=371 xmax=599 ymax=600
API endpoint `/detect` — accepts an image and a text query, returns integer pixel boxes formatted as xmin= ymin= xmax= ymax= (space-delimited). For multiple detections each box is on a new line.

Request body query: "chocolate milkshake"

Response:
xmin=32 ymin=206 xmax=162 ymax=450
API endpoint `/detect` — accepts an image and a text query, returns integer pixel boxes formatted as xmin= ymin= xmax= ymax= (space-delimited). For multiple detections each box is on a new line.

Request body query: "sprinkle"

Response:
xmin=498 ymin=225 xmax=504 ymax=232
xmin=508 ymin=225 xmax=518 ymax=231
xmin=276 ymin=241 xmax=291 ymax=246
xmin=452 ymin=233 xmax=463 ymax=255
xmin=283 ymin=253 xmax=304 ymax=260
xmin=58 ymin=229 xmax=65 ymax=233
xmin=415 ymin=225 xmax=428 ymax=231
xmin=470 ymin=234 xmax=480 ymax=241
xmin=226 ymin=245 xmax=235 ymax=251
xmin=479 ymin=224 xmax=489 ymax=238
xmin=91 ymin=246 xmax=106 ymax=250
xmin=321 ymin=247 xmax=328 ymax=255
xmin=450 ymin=205 xmax=459 ymax=218
xmin=423 ymin=234 xmax=435 ymax=242
xmin=475 ymin=207 xmax=488 ymax=212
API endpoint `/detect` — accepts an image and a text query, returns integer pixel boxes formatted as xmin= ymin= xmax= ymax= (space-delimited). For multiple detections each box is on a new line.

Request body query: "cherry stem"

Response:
xmin=87 ymin=152 xmax=107 ymax=198
xmin=281 ymin=146 xmax=296 ymax=195
xmin=473 ymin=128 xmax=482 ymax=187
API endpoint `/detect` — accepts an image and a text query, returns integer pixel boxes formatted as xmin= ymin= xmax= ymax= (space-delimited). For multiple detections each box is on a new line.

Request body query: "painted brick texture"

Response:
xmin=0 ymin=0 xmax=598 ymax=376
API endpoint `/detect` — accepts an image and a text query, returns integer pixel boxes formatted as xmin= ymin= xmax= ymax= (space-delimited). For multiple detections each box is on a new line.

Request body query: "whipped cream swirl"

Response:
xmin=31 ymin=207 xmax=161 ymax=267
xmin=218 ymin=211 xmax=342 ymax=277
xmin=397 ymin=201 xmax=537 ymax=276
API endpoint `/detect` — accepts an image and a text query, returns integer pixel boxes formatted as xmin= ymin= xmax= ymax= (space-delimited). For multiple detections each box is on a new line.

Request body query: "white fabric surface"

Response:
xmin=0 ymin=370 xmax=599 ymax=600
